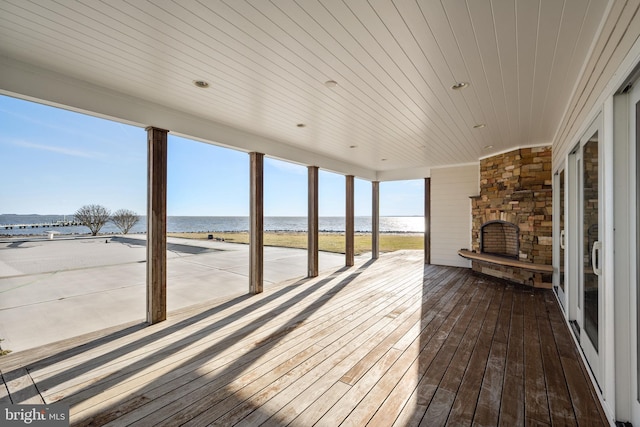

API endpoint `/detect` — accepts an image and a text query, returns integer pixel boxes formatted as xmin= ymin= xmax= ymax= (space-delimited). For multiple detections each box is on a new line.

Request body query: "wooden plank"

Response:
xmin=377 ymin=278 xmax=494 ymax=426
xmin=523 ymin=289 xmax=551 ymax=425
xmin=443 ymin=279 xmax=505 ymax=426
xmin=254 ymin=348 xmax=404 ymax=427
xmin=0 ymin=320 xmax=146 ymax=373
xmin=535 ymin=292 xmax=577 ymax=426
xmin=57 ymin=262 xmax=436 ymax=416
xmin=189 ymin=268 xmax=433 ymax=426
xmin=42 ymin=259 xmax=400 ymax=399
xmin=197 ymin=299 xmax=417 ymax=426
xmin=544 ymin=292 xmax=609 ymax=425
xmin=499 ymin=286 xmax=525 ymax=426
xmin=387 ymin=275 xmax=492 ymax=426
xmin=263 ymin=296 xmax=427 ymax=425
xmin=316 ymin=274 xmax=479 ymax=425
xmin=458 ymin=249 xmax=553 ymax=273
xmin=336 ymin=275 xmax=485 ymax=426
xmin=72 ymin=260 xmax=421 ymax=424
xmin=409 ymin=279 xmax=493 ymax=424
xmin=284 ymin=269 xmax=469 ymax=427
xmin=286 ymin=381 xmax=351 ymax=426
xmin=560 ymin=355 xmax=608 ymax=426
xmin=472 ymin=283 xmax=514 ymax=426
xmin=184 ymin=289 xmax=420 ymax=426
xmin=0 ymin=372 xmax=13 ymax=404
xmin=94 ymin=259 xmax=427 ymax=426
xmin=341 ymin=268 xmax=465 ymax=385
xmin=418 ymin=282 xmax=497 ymax=426
xmin=48 ymin=268 xmax=369 ymax=407
xmin=2 ymin=368 xmax=45 ymax=404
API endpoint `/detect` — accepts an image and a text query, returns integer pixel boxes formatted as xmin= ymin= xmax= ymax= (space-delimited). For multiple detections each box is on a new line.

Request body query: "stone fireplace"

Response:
xmin=480 ymin=220 xmax=519 ymax=259
xmin=468 ymin=146 xmax=553 ymax=287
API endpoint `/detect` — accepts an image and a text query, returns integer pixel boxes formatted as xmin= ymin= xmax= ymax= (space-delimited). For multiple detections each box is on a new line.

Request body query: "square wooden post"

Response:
xmin=372 ymin=181 xmax=380 ymax=259
xmin=346 ymin=175 xmax=355 ymax=266
xmin=308 ymin=166 xmax=319 ymax=277
xmin=250 ymin=152 xmax=264 ymax=293
xmin=425 ymin=177 xmax=431 ymax=264
xmin=146 ymin=126 xmax=168 ymax=324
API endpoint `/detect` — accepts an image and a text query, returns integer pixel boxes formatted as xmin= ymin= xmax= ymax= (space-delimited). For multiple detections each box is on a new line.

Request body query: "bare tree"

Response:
xmin=74 ymin=204 xmax=111 ymax=236
xmin=111 ymin=209 xmax=140 ymax=234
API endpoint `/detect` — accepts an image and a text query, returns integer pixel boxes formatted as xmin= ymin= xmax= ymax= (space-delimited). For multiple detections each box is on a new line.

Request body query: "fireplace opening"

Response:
xmin=480 ymin=220 xmax=519 ymax=259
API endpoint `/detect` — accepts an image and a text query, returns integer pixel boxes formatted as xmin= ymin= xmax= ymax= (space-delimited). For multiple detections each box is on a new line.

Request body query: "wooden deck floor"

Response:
xmin=0 ymin=251 xmax=608 ymax=426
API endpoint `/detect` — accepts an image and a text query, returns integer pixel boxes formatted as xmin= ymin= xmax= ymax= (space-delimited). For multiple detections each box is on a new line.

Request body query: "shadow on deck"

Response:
xmin=0 ymin=251 xmax=607 ymax=426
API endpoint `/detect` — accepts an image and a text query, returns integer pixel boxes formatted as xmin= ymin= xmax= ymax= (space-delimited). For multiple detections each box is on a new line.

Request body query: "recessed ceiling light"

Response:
xmin=473 ymin=124 xmax=486 ymax=129
xmin=324 ymin=80 xmax=338 ymax=88
xmin=296 ymin=123 xmax=306 ymax=128
xmin=484 ymin=145 xmax=494 ymax=149
xmin=194 ymin=80 xmax=210 ymax=88
xmin=451 ymin=82 xmax=468 ymax=90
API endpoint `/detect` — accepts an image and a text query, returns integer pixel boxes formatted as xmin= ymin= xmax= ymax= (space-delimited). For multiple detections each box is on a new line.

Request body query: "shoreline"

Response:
xmin=0 ymin=231 xmax=424 ymax=255
xmin=0 ymin=230 xmax=424 ymax=238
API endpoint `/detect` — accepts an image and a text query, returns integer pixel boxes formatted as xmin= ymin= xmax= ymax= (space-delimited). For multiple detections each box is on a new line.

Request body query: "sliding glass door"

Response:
xmin=554 ymin=168 xmax=566 ymax=308
xmin=568 ymin=116 xmax=603 ymax=387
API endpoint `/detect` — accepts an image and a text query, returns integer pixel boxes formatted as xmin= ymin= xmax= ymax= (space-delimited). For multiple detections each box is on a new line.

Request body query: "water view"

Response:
xmin=0 ymin=214 xmax=424 ymax=236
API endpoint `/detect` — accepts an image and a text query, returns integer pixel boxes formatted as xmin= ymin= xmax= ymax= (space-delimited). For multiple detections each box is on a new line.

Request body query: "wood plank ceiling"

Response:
xmin=0 ymin=0 xmax=609 ymax=178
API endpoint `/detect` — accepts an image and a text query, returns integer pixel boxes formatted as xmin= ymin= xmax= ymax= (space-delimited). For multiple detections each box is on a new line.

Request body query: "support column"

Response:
xmin=372 ymin=181 xmax=380 ymax=259
xmin=308 ymin=166 xmax=319 ymax=277
xmin=425 ymin=177 xmax=431 ymax=264
xmin=346 ymin=175 xmax=355 ymax=267
xmin=250 ymin=152 xmax=264 ymax=294
xmin=146 ymin=127 xmax=168 ymax=324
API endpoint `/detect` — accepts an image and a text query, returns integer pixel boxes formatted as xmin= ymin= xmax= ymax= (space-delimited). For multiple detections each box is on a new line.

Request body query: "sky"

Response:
xmin=0 ymin=95 xmax=424 ymax=217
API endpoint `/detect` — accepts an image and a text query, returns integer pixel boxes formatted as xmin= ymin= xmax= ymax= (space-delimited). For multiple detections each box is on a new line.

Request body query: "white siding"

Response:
xmin=431 ymin=164 xmax=479 ymax=267
xmin=554 ymin=1 xmax=640 ymax=164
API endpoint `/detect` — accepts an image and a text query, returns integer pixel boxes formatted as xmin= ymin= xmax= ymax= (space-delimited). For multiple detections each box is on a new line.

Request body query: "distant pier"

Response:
xmin=0 ymin=220 xmax=81 ymax=230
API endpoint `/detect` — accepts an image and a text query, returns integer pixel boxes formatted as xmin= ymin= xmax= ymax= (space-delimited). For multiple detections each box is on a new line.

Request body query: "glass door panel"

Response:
xmin=583 ymin=133 xmax=600 ymax=352
xmin=560 ymin=169 xmax=566 ymax=295
xmin=569 ymin=116 xmax=602 ymax=387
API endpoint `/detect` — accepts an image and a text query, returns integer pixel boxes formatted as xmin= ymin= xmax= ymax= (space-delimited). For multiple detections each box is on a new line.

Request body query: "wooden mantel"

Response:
xmin=458 ymin=249 xmax=553 ymax=274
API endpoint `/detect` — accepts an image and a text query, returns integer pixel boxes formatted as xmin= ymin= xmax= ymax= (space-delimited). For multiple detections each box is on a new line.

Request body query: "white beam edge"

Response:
xmin=377 ymin=166 xmax=431 ymax=181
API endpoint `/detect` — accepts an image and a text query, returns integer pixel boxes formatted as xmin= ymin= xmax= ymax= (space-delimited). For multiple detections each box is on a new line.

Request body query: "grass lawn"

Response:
xmin=167 ymin=231 xmax=423 ymax=256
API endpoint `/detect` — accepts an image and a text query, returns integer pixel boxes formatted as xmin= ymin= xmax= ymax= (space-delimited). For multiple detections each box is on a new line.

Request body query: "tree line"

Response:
xmin=74 ymin=204 xmax=140 ymax=236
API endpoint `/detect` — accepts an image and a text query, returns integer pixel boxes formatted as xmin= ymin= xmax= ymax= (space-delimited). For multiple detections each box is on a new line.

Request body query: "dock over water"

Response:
xmin=0 ymin=220 xmax=81 ymax=230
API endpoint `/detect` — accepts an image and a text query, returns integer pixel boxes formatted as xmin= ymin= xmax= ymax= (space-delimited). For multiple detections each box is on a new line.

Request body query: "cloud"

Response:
xmin=7 ymin=139 xmax=97 ymax=158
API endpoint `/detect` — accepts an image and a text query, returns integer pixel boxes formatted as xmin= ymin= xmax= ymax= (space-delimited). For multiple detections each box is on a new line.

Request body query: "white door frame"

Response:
xmin=613 ymin=81 xmax=640 ymax=424
xmin=553 ymin=165 xmax=567 ymax=309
